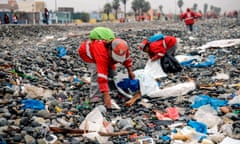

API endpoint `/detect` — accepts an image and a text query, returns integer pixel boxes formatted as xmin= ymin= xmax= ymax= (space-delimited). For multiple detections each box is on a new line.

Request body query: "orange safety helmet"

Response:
xmin=111 ymin=38 xmax=129 ymax=63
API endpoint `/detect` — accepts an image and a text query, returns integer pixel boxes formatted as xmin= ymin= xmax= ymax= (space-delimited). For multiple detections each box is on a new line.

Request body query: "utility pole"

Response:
xmin=32 ymin=3 xmax=35 ymax=24
xmin=55 ymin=0 xmax=57 ymax=12
xmin=174 ymin=0 xmax=177 ymax=22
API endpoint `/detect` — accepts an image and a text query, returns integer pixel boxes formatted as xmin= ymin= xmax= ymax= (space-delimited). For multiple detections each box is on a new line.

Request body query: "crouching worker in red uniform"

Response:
xmin=139 ymin=34 xmax=177 ymax=62
xmin=78 ymin=27 xmax=135 ymax=109
xmin=138 ymin=34 xmax=182 ymax=73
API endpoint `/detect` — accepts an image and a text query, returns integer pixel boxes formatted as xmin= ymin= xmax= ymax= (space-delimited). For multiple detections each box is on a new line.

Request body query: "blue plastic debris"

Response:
xmin=191 ymin=95 xmax=228 ymax=110
xmin=57 ymin=46 xmax=67 ymax=58
xmin=188 ymin=120 xmax=207 ymax=134
xmin=160 ymin=135 xmax=171 ymax=141
xmin=117 ymin=78 xmax=140 ymax=93
xmin=180 ymin=55 xmax=216 ymax=68
xmin=21 ymin=99 xmax=45 ymax=110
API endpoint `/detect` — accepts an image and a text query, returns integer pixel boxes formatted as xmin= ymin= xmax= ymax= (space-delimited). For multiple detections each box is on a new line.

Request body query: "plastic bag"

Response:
xmin=194 ymin=105 xmax=222 ymax=128
xmin=115 ymin=59 xmax=167 ymax=97
xmin=57 ymin=46 xmax=67 ymax=58
xmin=219 ymin=137 xmax=240 ymax=144
xmin=228 ymin=96 xmax=240 ymax=105
xmin=21 ymin=99 xmax=45 ymax=110
xmin=117 ymin=78 xmax=140 ymax=93
xmin=79 ymin=105 xmax=111 ymax=144
xmin=144 ymin=59 xmax=167 ymax=79
xmin=181 ymin=55 xmax=216 ymax=68
xmin=161 ymin=53 xmax=183 ymax=73
xmin=155 ymin=107 xmax=179 ymax=120
xmin=175 ymin=54 xmax=201 ymax=63
xmin=188 ymin=120 xmax=207 ymax=134
xmin=197 ymin=39 xmax=240 ymax=51
xmin=149 ymin=81 xmax=196 ymax=98
xmin=191 ymin=95 xmax=228 ymax=110
xmin=134 ymin=69 xmax=159 ymax=96
xmin=79 ymin=105 xmax=106 ymax=131
xmin=192 ymin=55 xmax=216 ymax=68
xmin=114 ymin=72 xmax=133 ymax=98
xmin=23 ymin=84 xmax=53 ymax=99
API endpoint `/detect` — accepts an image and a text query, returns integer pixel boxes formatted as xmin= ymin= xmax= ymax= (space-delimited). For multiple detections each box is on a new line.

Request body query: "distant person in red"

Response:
xmin=180 ymin=8 xmax=198 ymax=32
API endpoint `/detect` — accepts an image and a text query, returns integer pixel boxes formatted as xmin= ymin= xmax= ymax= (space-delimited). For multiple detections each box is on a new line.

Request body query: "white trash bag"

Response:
xmin=144 ymin=59 xmax=167 ymax=79
xmin=79 ymin=105 xmax=113 ymax=144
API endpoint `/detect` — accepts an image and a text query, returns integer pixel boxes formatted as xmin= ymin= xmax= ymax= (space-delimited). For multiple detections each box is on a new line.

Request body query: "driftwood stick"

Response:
xmin=50 ymin=127 xmax=131 ymax=137
xmin=98 ymin=130 xmax=131 ymax=137
xmin=49 ymin=127 xmax=94 ymax=134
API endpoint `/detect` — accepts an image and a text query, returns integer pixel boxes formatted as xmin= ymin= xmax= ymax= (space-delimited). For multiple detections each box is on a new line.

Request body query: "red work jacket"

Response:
xmin=148 ymin=36 xmax=177 ymax=60
xmin=180 ymin=11 xmax=196 ymax=25
xmin=78 ymin=40 xmax=132 ymax=93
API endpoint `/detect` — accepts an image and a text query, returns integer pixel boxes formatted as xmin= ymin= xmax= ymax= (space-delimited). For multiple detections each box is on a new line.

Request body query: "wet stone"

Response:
xmin=0 ymin=118 xmax=8 ymax=126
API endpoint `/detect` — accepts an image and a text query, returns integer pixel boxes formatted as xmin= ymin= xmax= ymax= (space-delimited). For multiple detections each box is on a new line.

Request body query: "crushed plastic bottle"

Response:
xmin=136 ymin=136 xmax=154 ymax=144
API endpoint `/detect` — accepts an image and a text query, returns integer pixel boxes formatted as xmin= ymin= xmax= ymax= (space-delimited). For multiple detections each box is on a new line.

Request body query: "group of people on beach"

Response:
xmin=76 ymin=8 xmax=204 ymax=109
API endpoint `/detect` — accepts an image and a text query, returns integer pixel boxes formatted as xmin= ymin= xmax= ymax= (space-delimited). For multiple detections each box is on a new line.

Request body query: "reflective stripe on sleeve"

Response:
xmin=184 ymin=17 xmax=194 ymax=20
xmin=163 ymin=39 xmax=167 ymax=49
xmin=86 ymin=41 xmax=93 ymax=59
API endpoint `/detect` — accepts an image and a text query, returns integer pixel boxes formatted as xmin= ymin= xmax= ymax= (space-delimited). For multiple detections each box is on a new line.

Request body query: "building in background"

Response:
xmin=35 ymin=1 xmax=46 ymax=12
xmin=0 ymin=0 xmax=18 ymax=11
xmin=0 ymin=0 xmax=46 ymax=12
xmin=58 ymin=7 xmax=74 ymax=13
xmin=17 ymin=0 xmax=35 ymax=12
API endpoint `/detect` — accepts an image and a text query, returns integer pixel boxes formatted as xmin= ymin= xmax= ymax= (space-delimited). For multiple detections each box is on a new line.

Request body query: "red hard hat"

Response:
xmin=111 ymin=38 xmax=129 ymax=62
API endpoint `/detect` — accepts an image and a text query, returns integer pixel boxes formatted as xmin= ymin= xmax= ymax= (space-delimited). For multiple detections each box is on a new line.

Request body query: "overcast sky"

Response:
xmin=42 ymin=0 xmax=239 ymax=13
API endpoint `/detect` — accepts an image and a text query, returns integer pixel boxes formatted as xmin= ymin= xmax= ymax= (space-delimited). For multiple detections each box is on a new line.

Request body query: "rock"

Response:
xmin=24 ymin=134 xmax=36 ymax=144
xmin=0 ymin=118 xmax=8 ymax=126
xmin=12 ymin=134 xmax=23 ymax=142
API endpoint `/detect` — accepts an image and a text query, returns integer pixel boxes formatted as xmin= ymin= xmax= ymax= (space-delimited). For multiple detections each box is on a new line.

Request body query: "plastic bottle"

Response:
xmin=136 ymin=136 xmax=154 ymax=144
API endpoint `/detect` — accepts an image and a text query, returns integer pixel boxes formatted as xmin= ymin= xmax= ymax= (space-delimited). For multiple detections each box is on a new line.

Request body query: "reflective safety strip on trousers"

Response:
xmin=98 ymin=73 xmax=108 ymax=79
xmin=86 ymin=41 xmax=93 ymax=59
